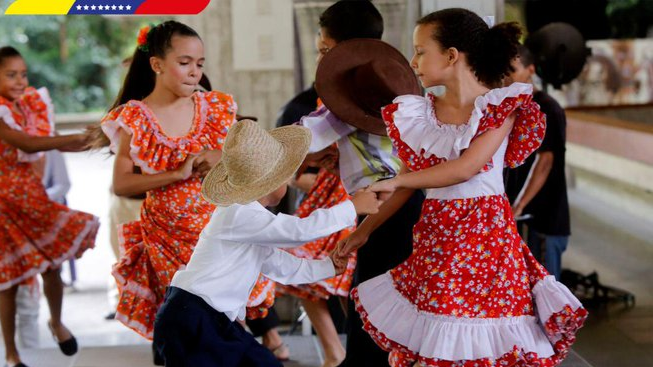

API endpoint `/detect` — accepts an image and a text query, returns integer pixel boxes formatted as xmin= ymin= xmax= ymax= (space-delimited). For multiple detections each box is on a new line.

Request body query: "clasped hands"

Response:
xmin=329 ymin=176 xmax=399 ymax=274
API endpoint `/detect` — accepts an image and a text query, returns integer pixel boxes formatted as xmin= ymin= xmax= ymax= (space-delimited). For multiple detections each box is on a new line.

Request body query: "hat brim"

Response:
xmin=316 ymin=38 xmax=421 ymax=136
xmin=201 ymin=125 xmax=311 ymax=206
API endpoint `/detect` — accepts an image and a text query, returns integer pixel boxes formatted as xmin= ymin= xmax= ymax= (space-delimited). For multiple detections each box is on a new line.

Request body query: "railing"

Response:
xmin=55 ymin=112 xmax=105 ymax=131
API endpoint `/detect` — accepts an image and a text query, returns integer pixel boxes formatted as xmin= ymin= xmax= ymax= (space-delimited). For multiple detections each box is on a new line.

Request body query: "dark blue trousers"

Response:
xmin=153 ymin=287 xmax=282 ymax=367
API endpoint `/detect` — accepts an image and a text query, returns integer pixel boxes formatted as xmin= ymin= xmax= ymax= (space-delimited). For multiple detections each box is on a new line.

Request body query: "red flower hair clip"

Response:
xmin=137 ymin=25 xmax=151 ymax=52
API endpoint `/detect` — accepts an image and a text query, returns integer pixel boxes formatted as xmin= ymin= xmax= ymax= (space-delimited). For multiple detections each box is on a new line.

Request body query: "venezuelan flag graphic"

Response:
xmin=4 ymin=0 xmax=210 ymax=15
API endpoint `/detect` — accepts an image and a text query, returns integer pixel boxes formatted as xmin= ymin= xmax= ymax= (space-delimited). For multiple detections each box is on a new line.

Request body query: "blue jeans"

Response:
xmin=527 ymin=230 xmax=569 ymax=280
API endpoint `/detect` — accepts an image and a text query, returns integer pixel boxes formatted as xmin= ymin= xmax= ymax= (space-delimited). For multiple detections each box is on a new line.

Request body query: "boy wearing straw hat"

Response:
xmin=152 ymin=120 xmax=381 ymax=367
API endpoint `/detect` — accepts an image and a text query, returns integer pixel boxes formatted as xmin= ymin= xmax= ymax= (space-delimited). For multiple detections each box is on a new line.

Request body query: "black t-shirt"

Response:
xmin=505 ymin=91 xmax=570 ymax=236
xmin=275 ymin=85 xmax=318 ymax=128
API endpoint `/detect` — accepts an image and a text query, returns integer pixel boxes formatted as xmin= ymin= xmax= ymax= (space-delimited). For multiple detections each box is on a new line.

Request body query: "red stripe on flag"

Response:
xmin=135 ymin=0 xmax=210 ymax=14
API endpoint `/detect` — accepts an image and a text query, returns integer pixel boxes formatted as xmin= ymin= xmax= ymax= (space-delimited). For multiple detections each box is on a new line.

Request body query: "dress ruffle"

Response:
xmin=352 ymin=273 xmax=587 ymax=367
xmin=382 ymin=83 xmax=544 ymax=172
xmin=0 ymin=87 xmax=54 ymax=162
xmin=101 ymin=90 xmax=235 ymax=174
xmin=0 ymin=182 xmax=99 ymax=291
xmin=245 ymin=275 xmax=276 ymax=320
xmin=112 ymin=219 xmax=197 ymax=339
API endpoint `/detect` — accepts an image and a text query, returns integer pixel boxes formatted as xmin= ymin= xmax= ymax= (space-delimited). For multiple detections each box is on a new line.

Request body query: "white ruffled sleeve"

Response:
xmin=391 ymin=95 xmax=471 ymax=161
xmin=0 ymin=87 xmax=56 ymax=162
xmin=0 ymin=105 xmax=18 ymax=130
xmin=36 ymin=87 xmax=55 ymax=129
xmin=384 ymin=83 xmax=539 ymax=172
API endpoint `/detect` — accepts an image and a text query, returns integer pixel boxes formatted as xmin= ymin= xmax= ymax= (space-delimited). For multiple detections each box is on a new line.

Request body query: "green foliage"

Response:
xmin=0 ymin=14 xmax=163 ymax=113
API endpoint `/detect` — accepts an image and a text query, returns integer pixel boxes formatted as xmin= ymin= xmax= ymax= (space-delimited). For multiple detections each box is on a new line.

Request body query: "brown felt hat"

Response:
xmin=315 ymin=38 xmax=421 ymax=136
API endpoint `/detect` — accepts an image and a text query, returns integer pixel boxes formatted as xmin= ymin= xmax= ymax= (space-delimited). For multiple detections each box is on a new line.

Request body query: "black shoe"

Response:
xmin=104 ymin=311 xmax=116 ymax=320
xmin=4 ymin=362 xmax=30 ymax=367
xmin=152 ymin=343 xmax=165 ymax=366
xmin=57 ymin=336 xmax=78 ymax=356
xmin=48 ymin=321 xmax=78 ymax=356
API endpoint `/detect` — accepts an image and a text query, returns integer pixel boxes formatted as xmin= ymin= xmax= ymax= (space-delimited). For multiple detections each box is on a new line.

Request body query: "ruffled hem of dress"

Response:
xmin=0 ymin=213 xmax=98 ymax=291
xmin=111 ymin=221 xmax=185 ymax=337
xmin=114 ymin=287 xmax=157 ymax=340
xmin=352 ymin=272 xmax=586 ymax=364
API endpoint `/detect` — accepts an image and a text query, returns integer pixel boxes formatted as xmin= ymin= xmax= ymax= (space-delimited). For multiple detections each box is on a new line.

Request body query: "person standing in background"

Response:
xmin=505 ymin=45 xmax=571 ymax=281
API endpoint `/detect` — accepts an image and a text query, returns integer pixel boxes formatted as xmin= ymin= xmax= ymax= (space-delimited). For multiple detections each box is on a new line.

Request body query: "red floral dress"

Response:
xmin=0 ymin=87 xmax=99 ymax=291
xmin=101 ymin=91 xmax=234 ymax=339
xmin=276 ymin=168 xmax=357 ymax=301
xmin=352 ymin=83 xmax=587 ymax=367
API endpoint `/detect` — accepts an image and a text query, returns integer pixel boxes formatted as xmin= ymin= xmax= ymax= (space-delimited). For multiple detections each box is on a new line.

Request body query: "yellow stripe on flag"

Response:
xmin=4 ymin=0 xmax=76 ymax=15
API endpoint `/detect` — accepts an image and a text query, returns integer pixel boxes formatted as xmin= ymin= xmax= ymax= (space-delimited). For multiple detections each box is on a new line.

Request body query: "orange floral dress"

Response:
xmin=0 ymin=87 xmax=99 ymax=291
xmin=276 ymin=168 xmax=357 ymax=301
xmin=101 ymin=91 xmax=234 ymax=339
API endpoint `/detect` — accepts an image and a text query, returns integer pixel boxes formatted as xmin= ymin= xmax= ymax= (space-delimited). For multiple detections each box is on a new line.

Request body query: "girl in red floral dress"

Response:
xmin=338 ymin=9 xmax=587 ymax=367
xmin=96 ymin=21 xmax=234 ymax=340
xmin=0 ymin=46 xmax=99 ymax=367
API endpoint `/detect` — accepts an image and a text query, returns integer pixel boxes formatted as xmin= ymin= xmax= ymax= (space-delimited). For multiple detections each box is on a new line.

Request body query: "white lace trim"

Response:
xmin=35 ymin=87 xmax=55 ymax=129
xmin=101 ymin=110 xmax=162 ymax=175
xmin=0 ymin=87 xmax=55 ymax=162
xmin=390 ymin=82 xmax=533 ymax=161
xmin=533 ymin=275 xmax=585 ymax=343
xmin=0 ymin=104 xmax=18 ymax=129
xmin=356 ymin=272 xmax=558 ymax=360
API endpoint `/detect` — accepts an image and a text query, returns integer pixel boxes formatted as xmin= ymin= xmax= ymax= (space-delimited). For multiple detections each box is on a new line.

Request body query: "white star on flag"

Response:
xmin=84 ymin=5 xmax=88 ymax=9
xmin=98 ymin=5 xmax=103 ymax=10
xmin=91 ymin=5 xmax=96 ymax=10
xmin=76 ymin=5 xmax=81 ymax=9
xmin=126 ymin=5 xmax=131 ymax=10
xmin=118 ymin=5 xmax=124 ymax=10
xmin=111 ymin=4 xmax=116 ymax=9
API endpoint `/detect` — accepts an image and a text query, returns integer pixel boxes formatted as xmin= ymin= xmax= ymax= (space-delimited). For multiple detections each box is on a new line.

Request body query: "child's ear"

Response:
xmin=447 ymin=47 xmax=459 ymax=65
xmin=527 ymin=64 xmax=536 ymax=77
xmin=149 ymin=57 xmax=162 ymax=75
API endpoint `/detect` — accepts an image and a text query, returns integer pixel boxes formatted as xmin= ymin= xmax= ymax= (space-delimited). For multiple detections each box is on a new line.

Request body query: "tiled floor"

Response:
xmin=2 ymin=153 xmax=653 ymax=366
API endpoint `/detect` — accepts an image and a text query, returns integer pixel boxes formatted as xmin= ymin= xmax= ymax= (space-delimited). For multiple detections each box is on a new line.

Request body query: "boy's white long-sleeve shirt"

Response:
xmin=170 ymin=199 xmax=357 ymax=321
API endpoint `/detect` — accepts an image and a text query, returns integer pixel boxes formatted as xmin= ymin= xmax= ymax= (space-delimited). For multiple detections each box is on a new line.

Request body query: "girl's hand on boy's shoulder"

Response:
xmin=176 ymin=155 xmax=197 ymax=181
xmin=192 ymin=159 xmax=212 ymax=178
xmin=197 ymin=150 xmax=222 ymax=167
xmin=192 ymin=150 xmax=223 ymax=178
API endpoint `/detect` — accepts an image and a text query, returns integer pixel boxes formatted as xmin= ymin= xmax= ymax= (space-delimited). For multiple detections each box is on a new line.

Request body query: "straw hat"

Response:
xmin=316 ymin=38 xmax=421 ymax=136
xmin=201 ymin=120 xmax=311 ymax=206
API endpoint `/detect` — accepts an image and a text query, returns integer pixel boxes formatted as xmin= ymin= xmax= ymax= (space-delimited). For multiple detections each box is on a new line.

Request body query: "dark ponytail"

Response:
xmin=417 ymin=8 xmax=522 ymax=88
xmin=87 ymin=20 xmax=201 ymax=149
xmin=474 ymin=23 xmax=522 ymax=88
xmin=0 ymin=46 xmax=22 ymax=67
